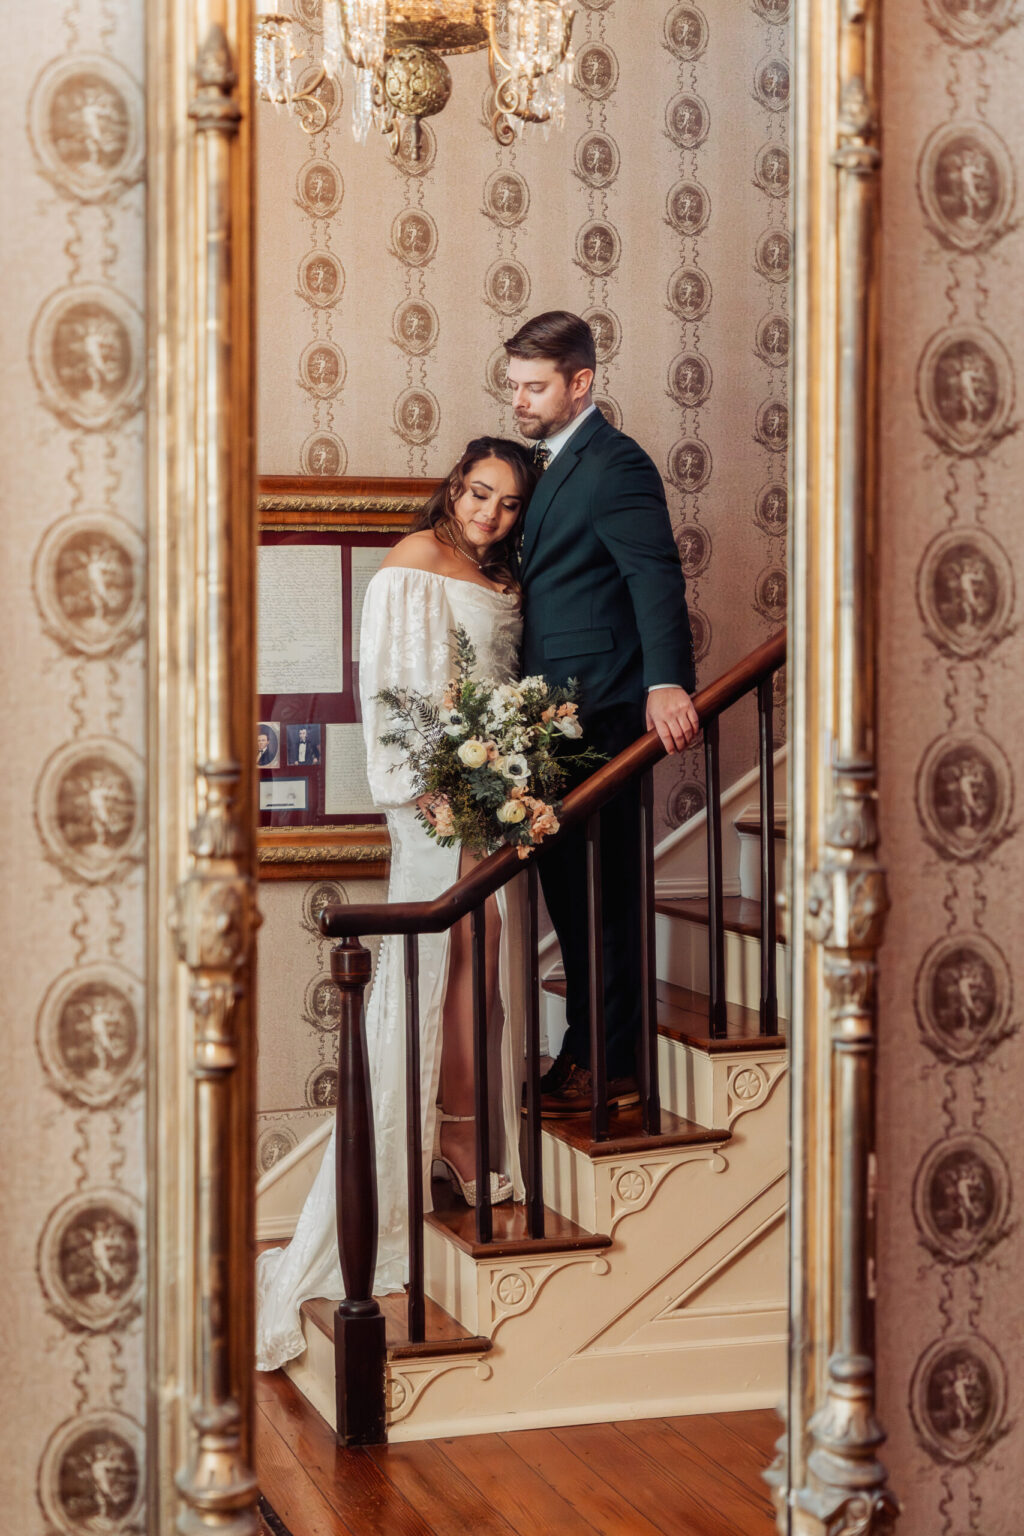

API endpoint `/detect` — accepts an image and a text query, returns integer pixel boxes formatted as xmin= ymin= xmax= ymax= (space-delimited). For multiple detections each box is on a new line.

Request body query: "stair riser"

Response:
xmin=396 ymin=1109 xmax=789 ymax=1438
xmin=736 ymin=828 xmax=787 ymax=905
xmin=283 ymin=1317 xmax=336 ymax=1428
xmin=655 ymin=910 xmax=789 ymax=1019
xmin=658 ymin=1035 xmax=717 ymax=1127
xmin=541 ymin=1124 xmax=724 ymax=1237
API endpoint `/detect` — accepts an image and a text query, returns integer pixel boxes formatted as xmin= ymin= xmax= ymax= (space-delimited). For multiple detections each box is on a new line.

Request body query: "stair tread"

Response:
xmin=427 ymin=1177 xmax=612 ymax=1259
xmin=655 ymin=893 xmax=769 ymax=939
xmin=542 ymin=1101 xmax=728 ymax=1159
xmin=539 ymin=977 xmax=787 ymax=1053
xmin=734 ymin=814 xmax=787 ymax=838
xmin=301 ymin=1292 xmax=491 ymax=1361
xmin=657 ymin=979 xmax=788 ymax=1054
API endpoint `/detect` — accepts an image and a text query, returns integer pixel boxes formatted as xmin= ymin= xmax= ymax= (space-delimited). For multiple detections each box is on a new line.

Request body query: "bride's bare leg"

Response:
xmin=438 ymin=847 xmax=501 ymax=1184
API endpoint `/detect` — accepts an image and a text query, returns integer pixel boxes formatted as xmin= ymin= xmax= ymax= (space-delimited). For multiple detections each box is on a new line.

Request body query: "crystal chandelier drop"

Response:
xmin=255 ymin=1 xmax=576 ymax=155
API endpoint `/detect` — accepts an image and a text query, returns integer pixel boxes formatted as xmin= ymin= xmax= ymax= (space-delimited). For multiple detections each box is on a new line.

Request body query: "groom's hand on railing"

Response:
xmin=646 ymin=686 xmax=700 ymax=753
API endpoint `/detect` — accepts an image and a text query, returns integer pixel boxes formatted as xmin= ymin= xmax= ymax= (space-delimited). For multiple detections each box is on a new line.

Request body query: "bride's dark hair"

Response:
xmin=414 ymin=436 xmax=537 ymax=592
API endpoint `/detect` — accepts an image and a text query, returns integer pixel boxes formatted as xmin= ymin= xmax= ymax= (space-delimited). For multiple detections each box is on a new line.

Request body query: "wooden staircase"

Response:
xmin=274 ymin=807 xmax=789 ymax=1442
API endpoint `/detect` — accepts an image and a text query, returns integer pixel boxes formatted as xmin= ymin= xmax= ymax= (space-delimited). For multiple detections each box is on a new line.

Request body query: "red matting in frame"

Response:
xmin=257 ymin=527 xmax=404 ymax=831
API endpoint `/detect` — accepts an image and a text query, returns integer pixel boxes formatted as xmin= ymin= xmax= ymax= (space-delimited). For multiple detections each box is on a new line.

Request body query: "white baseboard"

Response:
xmin=255 ymin=1216 xmax=297 ymax=1243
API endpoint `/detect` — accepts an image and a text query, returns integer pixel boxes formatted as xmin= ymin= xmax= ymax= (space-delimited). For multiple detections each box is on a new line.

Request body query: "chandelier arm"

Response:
xmin=487 ymin=4 xmax=574 ymax=123
xmin=291 ymin=63 xmax=329 ymax=133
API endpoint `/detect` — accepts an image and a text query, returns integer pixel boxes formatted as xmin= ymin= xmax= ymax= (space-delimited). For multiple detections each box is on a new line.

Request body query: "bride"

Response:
xmin=257 ymin=436 xmax=538 ymax=1372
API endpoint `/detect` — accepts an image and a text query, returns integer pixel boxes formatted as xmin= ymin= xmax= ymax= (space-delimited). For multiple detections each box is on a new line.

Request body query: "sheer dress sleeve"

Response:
xmin=358 ymin=567 xmax=456 ymax=809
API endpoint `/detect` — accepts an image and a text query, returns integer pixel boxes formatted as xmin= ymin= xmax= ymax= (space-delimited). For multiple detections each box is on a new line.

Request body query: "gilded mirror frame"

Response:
xmin=144 ymin=0 xmax=898 ymax=1530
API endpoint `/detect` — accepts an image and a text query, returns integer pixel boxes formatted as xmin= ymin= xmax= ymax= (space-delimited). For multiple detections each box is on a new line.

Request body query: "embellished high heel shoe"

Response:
xmin=431 ymin=1111 xmax=514 ymax=1209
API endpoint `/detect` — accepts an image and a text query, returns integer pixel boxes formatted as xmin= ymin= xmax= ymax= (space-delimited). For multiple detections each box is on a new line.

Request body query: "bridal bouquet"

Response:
xmin=375 ymin=626 xmax=604 ymax=858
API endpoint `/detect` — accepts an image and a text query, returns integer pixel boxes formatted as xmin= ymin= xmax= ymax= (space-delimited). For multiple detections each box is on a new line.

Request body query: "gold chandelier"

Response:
xmin=255 ymin=2 xmax=576 ymax=156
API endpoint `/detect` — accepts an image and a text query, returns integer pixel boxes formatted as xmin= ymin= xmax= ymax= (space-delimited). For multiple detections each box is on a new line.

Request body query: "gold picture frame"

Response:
xmin=256 ymin=475 xmax=440 ymax=880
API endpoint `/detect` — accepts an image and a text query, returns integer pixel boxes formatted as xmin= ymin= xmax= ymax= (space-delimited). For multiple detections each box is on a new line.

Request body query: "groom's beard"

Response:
xmin=514 ymin=412 xmax=547 ymax=440
xmin=516 ymin=408 xmax=574 ymax=440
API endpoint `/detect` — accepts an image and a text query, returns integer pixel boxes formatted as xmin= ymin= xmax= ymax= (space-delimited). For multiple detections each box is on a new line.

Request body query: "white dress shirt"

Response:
xmin=539 ymin=402 xmax=598 ymax=463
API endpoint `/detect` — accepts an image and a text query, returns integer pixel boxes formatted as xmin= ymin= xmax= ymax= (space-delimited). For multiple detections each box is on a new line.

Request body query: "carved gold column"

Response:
xmin=148 ymin=0 xmax=259 ymax=1530
xmin=792 ymin=3 xmax=899 ymax=1532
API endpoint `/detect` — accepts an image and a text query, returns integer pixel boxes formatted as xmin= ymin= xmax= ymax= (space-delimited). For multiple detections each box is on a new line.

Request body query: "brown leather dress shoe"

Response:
xmin=538 ymin=1047 xmax=575 ymax=1093
xmin=538 ymin=1065 xmax=640 ymax=1119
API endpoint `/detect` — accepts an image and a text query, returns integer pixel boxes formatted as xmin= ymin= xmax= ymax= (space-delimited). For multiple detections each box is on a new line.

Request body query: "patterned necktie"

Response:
xmin=533 ymin=443 xmax=551 ymax=472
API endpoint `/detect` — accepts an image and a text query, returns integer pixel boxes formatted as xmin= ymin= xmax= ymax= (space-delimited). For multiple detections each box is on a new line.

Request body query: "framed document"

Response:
xmin=257 ymin=475 xmax=441 ymax=878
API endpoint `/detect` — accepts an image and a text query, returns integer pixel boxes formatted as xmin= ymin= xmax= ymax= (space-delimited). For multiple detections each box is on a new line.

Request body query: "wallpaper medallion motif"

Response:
xmin=878 ymin=0 xmax=1023 ymax=1525
xmin=4 ymin=0 xmax=149 ymax=1524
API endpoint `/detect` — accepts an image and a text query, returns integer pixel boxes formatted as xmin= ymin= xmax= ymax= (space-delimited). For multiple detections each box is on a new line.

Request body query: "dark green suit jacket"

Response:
xmin=520 ymin=410 xmax=695 ymax=720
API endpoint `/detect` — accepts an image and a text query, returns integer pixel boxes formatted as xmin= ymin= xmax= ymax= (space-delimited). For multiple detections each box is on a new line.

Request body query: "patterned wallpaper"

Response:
xmin=0 ymin=1 xmax=147 ymax=1528
xmin=876 ymin=0 xmax=1023 ymax=1529
xmin=257 ymin=878 xmax=385 ymax=1171
xmin=254 ymin=0 xmax=790 ymax=1140
xmin=257 ymin=0 xmax=790 ymax=832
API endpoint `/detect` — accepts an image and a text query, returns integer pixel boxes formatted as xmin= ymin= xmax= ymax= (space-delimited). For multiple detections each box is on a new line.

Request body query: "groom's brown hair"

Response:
xmin=505 ymin=310 xmax=596 ymax=384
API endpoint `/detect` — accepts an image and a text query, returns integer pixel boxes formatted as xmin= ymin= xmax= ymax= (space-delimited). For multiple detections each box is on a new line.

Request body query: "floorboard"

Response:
xmin=619 ymin=1415 xmax=773 ymax=1527
xmin=436 ymin=1431 xmax=595 ymax=1536
xmin=552 ymin=1421 xmax=748 ymax=1536
xmin=255 ymin=1369 xmax=781 ymax=1536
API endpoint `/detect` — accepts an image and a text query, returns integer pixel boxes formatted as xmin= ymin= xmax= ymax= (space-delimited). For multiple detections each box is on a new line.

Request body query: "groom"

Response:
xmin=505 ymin=311 xmax=699 ymax=1115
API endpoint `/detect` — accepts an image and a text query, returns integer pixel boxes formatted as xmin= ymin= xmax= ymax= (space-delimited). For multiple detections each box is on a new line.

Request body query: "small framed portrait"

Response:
xmin=286 ymin=723 xmax=323 ymax=766
xmin=256 ymin=722 xmax=280 ymax=769
xmin=259 ymin=778 xmax=308 ymax=813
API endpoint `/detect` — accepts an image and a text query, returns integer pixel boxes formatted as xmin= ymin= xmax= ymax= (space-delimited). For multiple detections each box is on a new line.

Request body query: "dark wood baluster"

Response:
xmin=703 ymin=715 xmax=727 ymax=1040
xmin=525 ymin=861 xmax=545 ymax=1237
xmin=404 ymin=933 xmax=425 ymax=1344
xmin=757 ymin=676 xmax=779 ymax=1036
xmin=586 ymin=813 xmax=609 ymax=1143
xmin=471 ymin=904 xmax=492 ymax=1245
xmin=639 ymin=769 xmax=661 ymax=1134
xmin=330 ymin=936 xmax=387 ymax=1445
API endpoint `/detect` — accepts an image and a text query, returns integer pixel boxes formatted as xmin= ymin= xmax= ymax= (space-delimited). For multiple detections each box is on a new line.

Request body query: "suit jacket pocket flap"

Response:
xmin=543 ymin=627 xmax=615 ymax=660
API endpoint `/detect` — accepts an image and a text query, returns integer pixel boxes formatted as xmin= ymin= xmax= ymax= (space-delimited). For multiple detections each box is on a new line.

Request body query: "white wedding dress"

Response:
xmin=256 ymin=566 xmax=526 ymax=1372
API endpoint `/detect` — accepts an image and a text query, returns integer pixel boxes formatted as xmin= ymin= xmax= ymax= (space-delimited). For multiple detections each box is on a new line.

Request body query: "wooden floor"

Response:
xmin=256 ymin=1368 xmax=781 ymax=1536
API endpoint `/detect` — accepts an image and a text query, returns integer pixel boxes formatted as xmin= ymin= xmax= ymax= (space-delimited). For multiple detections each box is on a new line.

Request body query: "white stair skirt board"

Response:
xmin=543 ymin=1040 xmax=788 ymax=1227
xmin=655 ymin=909 xmax=790 ymax=1022
xmin=255 ymin=1117 xmax=332 ymax=1242
xmin=398 ymin=1064 xmax=788 ymax=1439
xmin=281 ymin=1039 xmax=788 ymax=1440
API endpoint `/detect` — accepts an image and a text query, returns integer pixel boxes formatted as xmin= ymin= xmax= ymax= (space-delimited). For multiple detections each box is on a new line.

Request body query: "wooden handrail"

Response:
xmin=320 ymin=629 xmax=786 ymax=940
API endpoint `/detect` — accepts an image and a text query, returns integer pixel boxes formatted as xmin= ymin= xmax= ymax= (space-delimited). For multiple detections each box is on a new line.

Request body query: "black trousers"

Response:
xmin=538 ymin=704 xmax=645 ymax=1081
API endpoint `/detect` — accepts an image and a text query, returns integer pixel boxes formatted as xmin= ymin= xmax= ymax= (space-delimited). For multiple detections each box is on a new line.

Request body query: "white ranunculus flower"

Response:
xmin=496 ymin=800 xmax=526 ymax=824
xmin=505 ymin=752 xmax=529 ymax=781
xmin=555 ymin=716 xmax=583 ymax=739
xmin=457 ymin=738 xmax=489 ymax=769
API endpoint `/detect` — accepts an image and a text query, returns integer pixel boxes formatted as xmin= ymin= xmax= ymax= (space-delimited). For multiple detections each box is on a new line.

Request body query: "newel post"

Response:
xmin=330 ymin=936 xmax=387 ymax=1445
